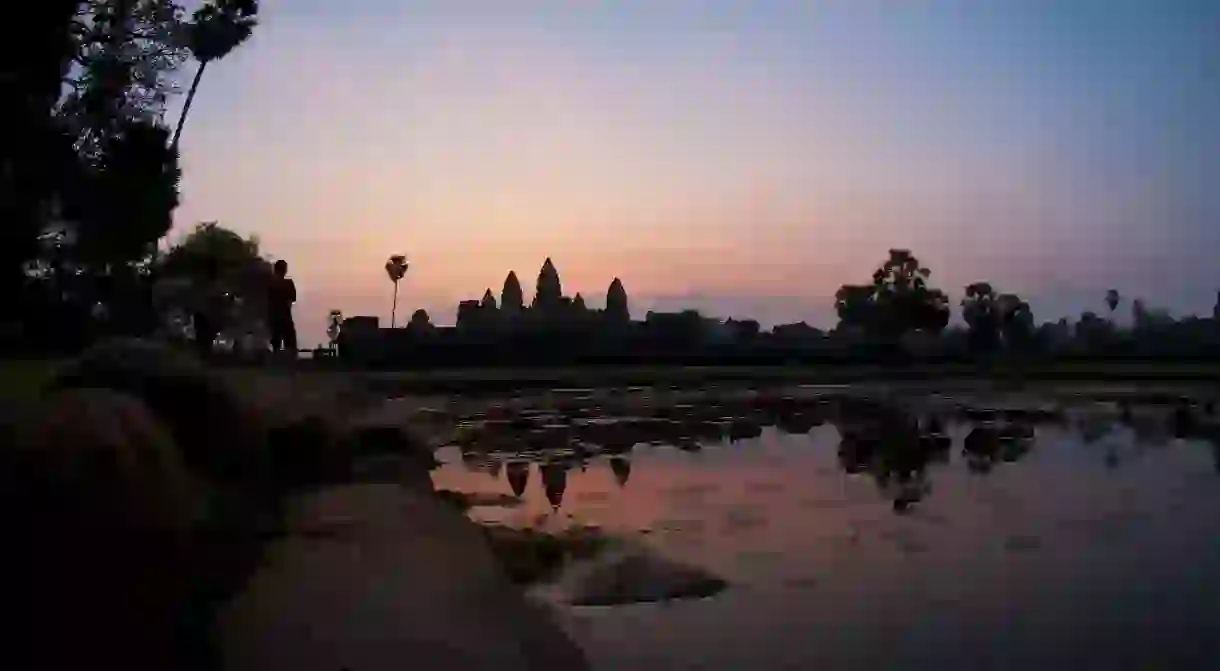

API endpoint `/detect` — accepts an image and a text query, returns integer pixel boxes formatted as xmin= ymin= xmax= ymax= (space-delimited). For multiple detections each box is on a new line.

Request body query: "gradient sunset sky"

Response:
xmin=170 ymin=0 xmax=1220 ymax=344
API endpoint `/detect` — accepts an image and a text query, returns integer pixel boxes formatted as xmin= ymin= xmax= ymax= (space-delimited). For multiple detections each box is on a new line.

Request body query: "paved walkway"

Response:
xmin=219 ymin=483 xmax=588 ymax=671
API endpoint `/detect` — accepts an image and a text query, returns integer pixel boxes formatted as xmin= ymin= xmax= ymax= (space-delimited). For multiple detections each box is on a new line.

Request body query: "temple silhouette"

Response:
xmin=450 ymin=258 xmax=633 ymax=335
xmin=336 ymin=256 xmax=831 ymax=367
xmin=334 ymin=256 xmax=1220 ymax=369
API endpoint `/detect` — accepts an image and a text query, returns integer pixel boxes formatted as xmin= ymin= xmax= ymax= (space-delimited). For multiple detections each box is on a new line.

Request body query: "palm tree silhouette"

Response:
xmin=385 ymin=254 xmax=408 ymax=327
xmin=172 ymin=0 xmax=259 ymax=151
xmin=1105 ymin=289 xmax=1121 ymax=321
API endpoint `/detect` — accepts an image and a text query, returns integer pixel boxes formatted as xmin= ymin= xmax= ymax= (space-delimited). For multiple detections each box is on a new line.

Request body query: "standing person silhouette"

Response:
xmin=267 ymin=260 xmax=297 ymax=356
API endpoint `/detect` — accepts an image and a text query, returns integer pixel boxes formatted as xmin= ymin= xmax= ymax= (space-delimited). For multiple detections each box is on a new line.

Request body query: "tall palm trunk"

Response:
xmin=171 ymin=60 xmax=208 ymax=152
xmin=391 ymin=280 xmax=399 ymax=328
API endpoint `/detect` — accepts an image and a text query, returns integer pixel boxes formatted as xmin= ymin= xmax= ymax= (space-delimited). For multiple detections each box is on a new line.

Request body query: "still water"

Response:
xmin=430 ymin=389 xmax=1220 ymax=670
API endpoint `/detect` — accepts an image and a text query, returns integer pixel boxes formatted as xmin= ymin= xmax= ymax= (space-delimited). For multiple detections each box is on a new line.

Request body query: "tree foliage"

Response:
xmin=2 ymin=1 xmax=82 ymax=287
xmin=8 ymin=0 xmax=185 ymax=270
xmin=961 ymin=282 xmax=1001 ymax=353
xmin=384 ymin=254 xmax=408 ymax=282
xmin=835 ymin=250 xmax=949 ymax=339
xmin=154 ymin=221 xmax=272 ymax=338
xmin=408 ymin=309 xmax=433 ymax=330
xmin=172 ymin=0 xmax=259 ymax=149
xmin=181 ymin=0 xmax=258 ymax=63
xmin=1075 ymin=311 xmax=1112 ymax=349
xmin=4 ymin=0 xmax=252 ymax=350
xmin=833 ymin=284 xmax=874 ymax=334
xmin=961 ymin=283 xmax=1034 ymax=354
xmin=997 ymin=293 xmax=1034 ymax=350
xmin=66 ymin=120 xmax=181 ymax=267
xmin=58 ymin=0 xmax=191 ymax=159
xmin=326 ymin=309 xmax=342 ymax=347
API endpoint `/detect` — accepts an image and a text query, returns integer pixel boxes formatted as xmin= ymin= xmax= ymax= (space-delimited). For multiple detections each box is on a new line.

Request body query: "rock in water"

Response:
xmin=341 ymin=398 xmax=447 ymax=492
xmin=556 ymin=544 xmax=728 ymax=606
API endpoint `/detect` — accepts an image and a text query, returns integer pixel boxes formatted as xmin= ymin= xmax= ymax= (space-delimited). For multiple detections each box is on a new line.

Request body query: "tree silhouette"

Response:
xmin=15 ymin=2 xmax=78 ymax=125
xmin=326 ymin=309 xmax=342 ymax=352
xmin=834 ymin=284 xmax=875 ymax=334
xmin=384 ymin=254 xmax=408 ymax=327
xmin=171 ymin=0 xmax=259 ymax=151
xmin=1133 ymin=298 xmax=1149 ymax=330
xmin=961 ymin=282 xmax=1001 ymax=353
xmin=1131 ymin=300 xmax=1173 ymax=334
xmin=57 ymin=0 xmax=190 ymax=158
xmin=962 ymin=422 xmax=1035 ymax=474
xmin=501 ymin=271 xmax=524 ymax=314
xmin=727 ymin=318 xmax=762 ymax=342
xmin=834 ymin=406 xmax=944 ymax=512
xmin=997 ymin=293 xmax=1034 ymax=350
xmin=873 ymin=250 xmax=950 ymax=336
xmin=68 ymin=121 xmax=181 ymax=269
xmin=1075 ymin=311 xmax=1112 ymax=349
xmin=10 ymin=1 xmax=205 ymax=343
xmin=961 ymin=284 xmax=1033 ymax=353
xmin=407 ymin=308 xmax=432 ymax=332
xmin=835 ymin=250 xmax=949 ymax=340
xmin=5 ymin=1 xmax=93 ymax=292
xmin=1105 ymin=289 xmax=1121 ymax=320
xmin=154 ymin=221 xmax=272 ymax=340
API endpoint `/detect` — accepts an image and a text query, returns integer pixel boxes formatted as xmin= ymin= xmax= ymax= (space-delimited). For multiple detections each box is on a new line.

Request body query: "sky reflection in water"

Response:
xmin=431 ymin=392 xmax=1220 ymax=670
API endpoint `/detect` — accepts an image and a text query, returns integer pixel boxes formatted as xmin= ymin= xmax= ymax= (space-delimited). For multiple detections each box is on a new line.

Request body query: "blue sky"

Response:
xmin=171 ymin=0 xmax=1220 ymax=342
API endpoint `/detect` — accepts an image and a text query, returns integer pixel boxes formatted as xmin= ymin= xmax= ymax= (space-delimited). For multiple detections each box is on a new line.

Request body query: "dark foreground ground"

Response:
xmin=6 ymin=358 xmax=1220 ymax=401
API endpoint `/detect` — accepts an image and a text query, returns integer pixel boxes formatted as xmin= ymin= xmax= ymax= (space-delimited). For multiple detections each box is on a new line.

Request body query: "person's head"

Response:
xmin=273 ymin=260 xmax=288 ymax=278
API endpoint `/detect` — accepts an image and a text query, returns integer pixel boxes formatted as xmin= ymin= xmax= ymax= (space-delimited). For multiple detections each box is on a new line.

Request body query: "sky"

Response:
xmin=169 ymin=0 xmax=1220 ymax=344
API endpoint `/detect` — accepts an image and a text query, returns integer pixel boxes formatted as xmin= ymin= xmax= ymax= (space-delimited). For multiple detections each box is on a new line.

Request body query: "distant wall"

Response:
xmin=332 ymin=327 xmax=1220 ymax=372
